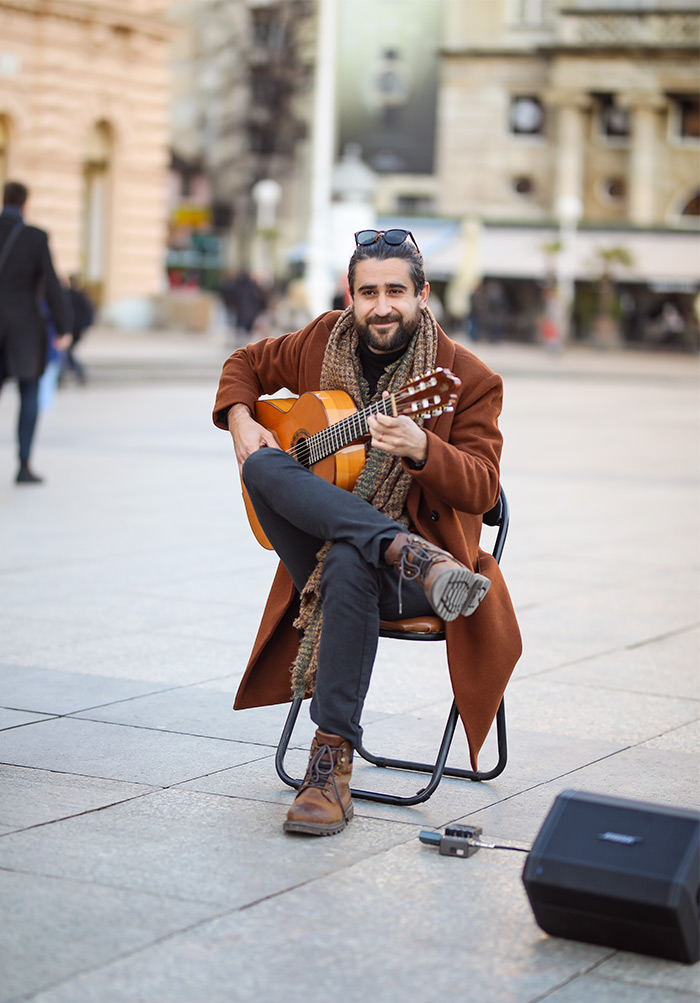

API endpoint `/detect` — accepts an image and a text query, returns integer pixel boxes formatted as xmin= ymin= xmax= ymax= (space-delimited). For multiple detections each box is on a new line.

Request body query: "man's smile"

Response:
xmin=367 ymin=314 xmax=401 ymax=328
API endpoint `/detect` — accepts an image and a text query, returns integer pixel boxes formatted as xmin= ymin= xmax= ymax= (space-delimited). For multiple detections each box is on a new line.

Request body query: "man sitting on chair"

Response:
xmin=213 ymin=230 xmax=521 ymax=836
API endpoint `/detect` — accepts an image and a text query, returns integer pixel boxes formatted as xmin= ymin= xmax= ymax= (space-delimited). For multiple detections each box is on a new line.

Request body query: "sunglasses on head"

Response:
xmin=354 ymin=228 xmax=420 ymax=253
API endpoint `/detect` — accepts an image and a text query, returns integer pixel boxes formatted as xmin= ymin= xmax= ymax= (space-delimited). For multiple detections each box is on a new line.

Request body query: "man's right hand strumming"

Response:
xmin=227 ymin=403 xmax=281 ymax=470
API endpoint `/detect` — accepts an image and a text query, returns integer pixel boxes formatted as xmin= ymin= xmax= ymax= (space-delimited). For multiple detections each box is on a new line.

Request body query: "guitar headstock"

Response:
xmin=393 ymin=368 xmax=461 ymax=420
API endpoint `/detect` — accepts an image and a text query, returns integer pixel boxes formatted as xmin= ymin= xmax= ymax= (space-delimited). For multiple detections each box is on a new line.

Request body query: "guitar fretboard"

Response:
xmin=291 ymin=395 xmax=396 ymax=467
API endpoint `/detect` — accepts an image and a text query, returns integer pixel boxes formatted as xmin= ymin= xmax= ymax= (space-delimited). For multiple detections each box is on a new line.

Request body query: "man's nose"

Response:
xmin=374 ymin=294 xmax=392 ymax=316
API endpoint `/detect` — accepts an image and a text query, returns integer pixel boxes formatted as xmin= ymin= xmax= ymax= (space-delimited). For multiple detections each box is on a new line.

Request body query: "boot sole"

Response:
xmin=283 ymin=803 xmax=354 ymax=837
xmin=428 ymin=570 xmax=491 ymax=621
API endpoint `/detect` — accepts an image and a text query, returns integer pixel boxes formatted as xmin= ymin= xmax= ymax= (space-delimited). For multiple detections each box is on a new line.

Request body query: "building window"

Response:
xmin=599 ymin=177 xmax=626 ymax=204
xmin=396 ymin=194 xmax=435 ymax=214
xmin=248 ymin=123 xmax=275 ymax=156
xmin=670 ymin=95 xmax=700 ymax=141
xmin=81 ymin=121 xmax=113 ymax=305
xmin=596 ymin=94 xmax=630 ymax=140
xmin=250 ymin=69 xmax=281 ymax=109
xmin=509 ymin=96 xmax=544 ymax=135
xmin=512 ymin=176 xmax=533 ymax=195
xmin=251 ymin=9 xmax=283 ymax=51
xmin=510 ymin=0 xmax=544 ymax=23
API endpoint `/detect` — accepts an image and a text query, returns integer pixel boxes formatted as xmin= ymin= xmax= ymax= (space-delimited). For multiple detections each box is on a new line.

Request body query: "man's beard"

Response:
xmin=355 ymin=311 xmax=421 ymax=353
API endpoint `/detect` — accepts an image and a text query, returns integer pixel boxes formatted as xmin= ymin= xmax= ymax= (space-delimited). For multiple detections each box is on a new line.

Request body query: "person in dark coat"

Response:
xmin=0 ymin=180 xmax=68 ymax=483
xmin=219 ymin=271 xmax=266 ymax=341
xmin=59 ymin=274 xmax=94 ymax=385
xmin=213 ymin=229 xmax=521 ymax=836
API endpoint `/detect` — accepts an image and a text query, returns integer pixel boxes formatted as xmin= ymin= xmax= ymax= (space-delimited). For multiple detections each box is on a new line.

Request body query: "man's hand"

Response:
xmin=367 ymin=411 xmax=427 ymax=465
xmin=228 ymin=403 xmax=281 ymax=471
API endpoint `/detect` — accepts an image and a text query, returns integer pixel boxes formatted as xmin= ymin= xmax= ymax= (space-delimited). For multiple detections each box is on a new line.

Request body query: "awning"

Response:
xmin=287 ymin=217 xmax=700 ymax=288
xmin=378 ymin=217 xmax=700 ymax=286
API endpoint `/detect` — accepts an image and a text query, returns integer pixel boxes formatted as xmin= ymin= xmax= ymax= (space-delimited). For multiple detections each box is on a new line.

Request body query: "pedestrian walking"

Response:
xmin=219 ymin=270 xmax=267 ymax=343
xmin=0 ymin=180 xmax=68 ymax=483
xmin=59 ymin=274 xmax=94 ymax=385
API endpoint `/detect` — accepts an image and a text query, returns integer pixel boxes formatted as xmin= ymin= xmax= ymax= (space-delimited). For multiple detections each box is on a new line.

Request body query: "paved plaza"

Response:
xmin=0 ymin=326 xmax=698 ymax=1002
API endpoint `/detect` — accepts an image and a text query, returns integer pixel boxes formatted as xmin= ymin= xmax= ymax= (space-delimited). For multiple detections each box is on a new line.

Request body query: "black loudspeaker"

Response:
xmin=522 ymin=789 xmax=700 ymax=964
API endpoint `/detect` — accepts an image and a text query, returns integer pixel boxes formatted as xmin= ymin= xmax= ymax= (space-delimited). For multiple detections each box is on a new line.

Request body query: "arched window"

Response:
xmin=81 ymin=121 xmax=113 ymax=304
xmin=680 ymin=189 xmax=700 ymax=217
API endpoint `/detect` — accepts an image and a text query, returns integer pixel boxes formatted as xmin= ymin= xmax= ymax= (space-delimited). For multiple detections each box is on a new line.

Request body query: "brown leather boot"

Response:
xmin=385 ymin=532 xmax=490 ymax=621
xmin=283 ymin=729 xmax=354 ymax=836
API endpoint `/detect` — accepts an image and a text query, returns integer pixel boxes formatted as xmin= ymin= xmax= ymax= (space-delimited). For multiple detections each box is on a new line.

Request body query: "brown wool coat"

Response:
xmin=213 ymin=311 xmax=522 ymax=770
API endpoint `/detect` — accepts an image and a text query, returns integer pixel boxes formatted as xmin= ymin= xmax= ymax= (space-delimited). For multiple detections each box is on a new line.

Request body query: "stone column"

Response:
xmin=547 ymin=90 xmax=592 ymax=217
xmin=545 ymin=90 xmax=590 ymax=343
xmin=619 ymin=91 xmax=666 ymax=227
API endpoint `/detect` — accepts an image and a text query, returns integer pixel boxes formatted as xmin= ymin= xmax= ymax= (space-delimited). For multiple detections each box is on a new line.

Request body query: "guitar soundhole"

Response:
xmin=291 ymin=431 xmax=311 ymax=468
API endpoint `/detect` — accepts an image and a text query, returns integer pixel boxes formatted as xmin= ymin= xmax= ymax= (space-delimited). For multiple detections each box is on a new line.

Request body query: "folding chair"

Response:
xmin=275 ymin=486 xmax=510 ymax=806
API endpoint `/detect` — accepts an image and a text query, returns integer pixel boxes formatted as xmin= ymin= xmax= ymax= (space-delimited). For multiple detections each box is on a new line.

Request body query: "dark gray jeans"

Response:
xmin=0 ymin=369 xmax=40 ymax=464
xmin=242 ymin=447 xmax=433 ymax=747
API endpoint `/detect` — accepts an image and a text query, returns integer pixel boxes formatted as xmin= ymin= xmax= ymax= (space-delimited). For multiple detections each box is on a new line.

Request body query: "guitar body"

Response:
xmin=243 ymin=390 xmax=367 ymax=550
xmin=239 ymin=368 xmax=461 ymax=550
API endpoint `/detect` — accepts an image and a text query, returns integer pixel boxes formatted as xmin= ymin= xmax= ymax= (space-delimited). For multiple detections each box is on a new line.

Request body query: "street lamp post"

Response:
xmin=252 ymin=178 xmax=282 ymax=286
xmin=555 ymin=194 xmax=582 ymax=343
xmin=305 ymin=0 xmax=337 ymax=318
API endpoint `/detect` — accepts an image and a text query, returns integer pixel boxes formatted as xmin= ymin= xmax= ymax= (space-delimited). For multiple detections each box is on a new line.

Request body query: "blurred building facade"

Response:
xmin=170 ymin=0 xmax=699 ymax=347
xmin=168 ymin=0 xmax=315 ymax=291
xmin=431 ymin=0 xmax=699 ymax=345
xmin=0 ymin=0 xmax=171 ymax=318
xmin=5 ymin=1 xmax=693 ymax=341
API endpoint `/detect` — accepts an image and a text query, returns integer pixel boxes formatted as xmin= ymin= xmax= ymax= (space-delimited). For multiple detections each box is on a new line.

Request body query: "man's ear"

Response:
xmin=419 ymin=280 xmax=430 ymax=309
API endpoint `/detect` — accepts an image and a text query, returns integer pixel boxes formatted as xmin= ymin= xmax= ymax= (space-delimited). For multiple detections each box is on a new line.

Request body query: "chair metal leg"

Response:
xmin=274 ymin=696 xmax=304 ymax=789
xmin=275 ymin=696 xmax=507 ymax=806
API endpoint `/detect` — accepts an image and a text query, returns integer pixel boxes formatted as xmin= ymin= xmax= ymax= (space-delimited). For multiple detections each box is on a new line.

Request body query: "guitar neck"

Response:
xmin=294 ymin=395 xmax=396 ymax=467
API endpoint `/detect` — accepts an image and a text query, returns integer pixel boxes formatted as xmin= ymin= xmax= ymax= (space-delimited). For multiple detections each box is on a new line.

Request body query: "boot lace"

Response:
xmin=300 ymin=744 xmax=350 ymax=819
xmin=395 ymin=538 xmax=445 ymax=615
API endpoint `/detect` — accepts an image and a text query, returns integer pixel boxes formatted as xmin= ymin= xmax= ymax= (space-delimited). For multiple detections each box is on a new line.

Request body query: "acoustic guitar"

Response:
xmin=241 ymin=368 xmax=461 ymax=549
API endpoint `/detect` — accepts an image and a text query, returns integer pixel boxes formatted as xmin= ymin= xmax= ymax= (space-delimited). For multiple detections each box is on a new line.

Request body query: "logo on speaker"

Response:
xmin=598 ymin=831 xmax=642 ymax=845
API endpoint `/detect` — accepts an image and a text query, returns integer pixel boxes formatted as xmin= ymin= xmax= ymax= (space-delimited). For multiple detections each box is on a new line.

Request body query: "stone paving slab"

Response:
xmin=0 ymin=766 xmax=156 ymax=833
xmin=541 ymin=625 xmax=700 ymax=700
xmin=0 ymin=789 xmax=414 ymax=910
xmin=0 ymin=868 xmax=222 ymax=1003
xmin=643 ymin=718 xmax=700 ymax=754
xmin=1 ymin=631 xmax=242 ymax=685
xmin=0 ymin=717 xmax=273 ymax=787
xmin=0 ymin=709 xmax=53 ymax=731
xmin=543 ymin=977 xmax=698 ymax=1003
xmin=0 ymin=665 xmax=173 ymax=717
xmin=506 ymin=676 xmax=698 ymax=745
xmin=466 ymin=745 xmax=700 ymax=844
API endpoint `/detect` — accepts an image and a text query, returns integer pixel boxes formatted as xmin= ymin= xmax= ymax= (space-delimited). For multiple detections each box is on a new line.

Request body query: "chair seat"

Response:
xmin=379 ymin=615 xmax=445 ymax=639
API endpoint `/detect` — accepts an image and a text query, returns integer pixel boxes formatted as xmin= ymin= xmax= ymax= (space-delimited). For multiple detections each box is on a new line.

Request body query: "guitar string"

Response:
xmin=289 ymin=397 xmax=392 ymax=466
xmin=287 ymin=382 xmax=451 ymax=467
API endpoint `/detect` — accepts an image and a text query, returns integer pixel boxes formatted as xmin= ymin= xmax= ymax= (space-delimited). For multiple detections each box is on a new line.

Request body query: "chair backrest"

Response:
xmin=484 ymin=485 xmax=509 ymax=564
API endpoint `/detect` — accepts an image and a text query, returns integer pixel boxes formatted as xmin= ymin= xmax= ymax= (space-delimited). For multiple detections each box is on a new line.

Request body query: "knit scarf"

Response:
xmin=290 ymin=304 xmax=439 ymax=697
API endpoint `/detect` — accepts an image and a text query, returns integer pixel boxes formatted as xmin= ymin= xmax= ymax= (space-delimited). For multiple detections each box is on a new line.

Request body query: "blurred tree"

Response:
xmin=592 ymin=245 xmax=635 ymax=347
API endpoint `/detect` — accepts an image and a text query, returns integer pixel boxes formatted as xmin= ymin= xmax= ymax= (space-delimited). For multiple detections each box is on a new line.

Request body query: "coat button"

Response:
xmin=430 ymin=510 xmax=440 ymax=521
